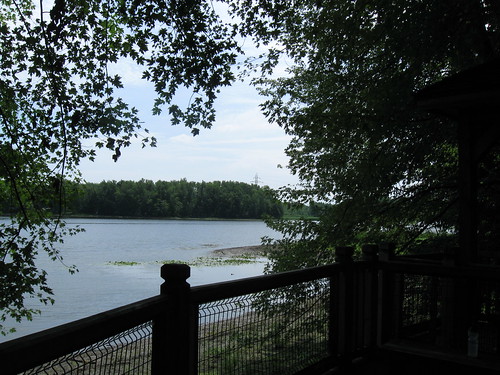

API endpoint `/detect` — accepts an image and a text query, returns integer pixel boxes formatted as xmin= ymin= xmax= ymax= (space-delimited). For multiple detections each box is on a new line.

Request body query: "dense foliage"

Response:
xmin=238 ymin=0 xmax=500 ymax=271
xmin=2 ymin=0 xmax=500 ymax=333
xmin=67 ymin=179 xmax=283 ymax=219
xmin=0 ymin=0 xmax=238 ymax=333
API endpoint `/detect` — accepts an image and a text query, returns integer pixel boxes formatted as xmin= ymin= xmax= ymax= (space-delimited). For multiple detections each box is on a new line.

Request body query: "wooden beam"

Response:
xmin=458 ymin=119 xmax=478 ymax=265
xmin=474 ymin=118 xmax=500 ymax=162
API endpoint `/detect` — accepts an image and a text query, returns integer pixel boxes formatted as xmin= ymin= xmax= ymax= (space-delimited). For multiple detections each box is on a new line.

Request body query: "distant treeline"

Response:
xmin=67 ymin=179 xmax=283 ymax=219
xmin=0 ymin=179 xmax=327 ymax=220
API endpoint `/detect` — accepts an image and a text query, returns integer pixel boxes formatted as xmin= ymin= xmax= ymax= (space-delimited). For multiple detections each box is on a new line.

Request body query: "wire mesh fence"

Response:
xmin=197 ymin=278 xmax=330 ymax=375
xmin=398 ymin=273 xmax=500 ymax=355
xmin=7 ymin=254 xmax=500 ymax=374
xmin=401 ymin=274 xmax=440 ymax=330
xmin=21 ymin=321 xmax=153 ymax=375
xmin=477 ymin=279 xmax=500 ymax=354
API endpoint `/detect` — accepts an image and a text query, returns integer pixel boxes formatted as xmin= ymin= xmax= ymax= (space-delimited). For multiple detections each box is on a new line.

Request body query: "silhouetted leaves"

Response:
xmin=244 ymin=0 xmax=500 ymax=269
xmin=0 ymin=0 xmax=238 ymax=333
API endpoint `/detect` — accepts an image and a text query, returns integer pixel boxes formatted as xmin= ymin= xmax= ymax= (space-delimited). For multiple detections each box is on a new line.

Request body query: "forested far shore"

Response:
xmin=69 ymin=179 xmax=285 ymax=219
xmin=0 ymin=179 xmax=326 ymax=220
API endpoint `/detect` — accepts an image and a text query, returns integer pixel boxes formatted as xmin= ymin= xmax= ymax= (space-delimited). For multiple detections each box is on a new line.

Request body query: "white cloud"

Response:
xmin=76 ymin=34 xmax=299 ymax=189
xmin=107 ymin=57 xmax=150 ymax=87
xmin=169 ymin=134 xmax=196 ymax=145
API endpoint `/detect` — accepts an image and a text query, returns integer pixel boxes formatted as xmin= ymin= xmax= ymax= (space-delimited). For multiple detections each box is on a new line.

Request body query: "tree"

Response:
xmin=0 ymin=0 xmax=239 ymax=333
xmin=68 ymin=179 xmax=283 ymax=219
xmin=228 ymin=0 xmax=500 ymax=270
xmin=2 ymin=0 xmax=499 ymax=334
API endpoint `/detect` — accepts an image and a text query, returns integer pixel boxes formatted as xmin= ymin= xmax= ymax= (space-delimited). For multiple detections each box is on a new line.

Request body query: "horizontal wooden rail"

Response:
xmin=12 ymin=246 xmax=500 ymax=375
xmin=1 ymin=295 xmax=168 ymax=374
xmin=379 ymin=259 xmax=500 ymax=281
xmin=191 ymin=261 xmax=371 ymax=304
xmin=1 ymin=262 xmax=364 ymax=375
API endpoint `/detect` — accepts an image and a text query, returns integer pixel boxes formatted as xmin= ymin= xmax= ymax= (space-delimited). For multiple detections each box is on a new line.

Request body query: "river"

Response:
xmin=0 ymin=218 xmax=279 ymax=342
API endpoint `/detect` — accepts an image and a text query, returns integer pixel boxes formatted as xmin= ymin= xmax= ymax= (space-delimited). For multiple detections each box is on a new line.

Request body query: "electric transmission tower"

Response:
xmin=251 ymin=173 xmax=262 ymax=185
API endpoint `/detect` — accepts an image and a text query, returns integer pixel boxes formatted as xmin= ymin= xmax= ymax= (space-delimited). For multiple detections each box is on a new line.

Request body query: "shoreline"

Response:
xmin=107 ymin=246 xmax=268 ymax=267
xmin=60 ymin=215 xmax=265 ymax=222
xmin=212 ymin=245 xmax=265 ymax=257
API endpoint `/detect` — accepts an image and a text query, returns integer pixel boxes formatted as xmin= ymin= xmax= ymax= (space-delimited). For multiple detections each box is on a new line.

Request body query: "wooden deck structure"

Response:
xmin=343 ymin=58 xmax=500 ymax=375
xmin=415 ymin=58 xmax=500 ymax=264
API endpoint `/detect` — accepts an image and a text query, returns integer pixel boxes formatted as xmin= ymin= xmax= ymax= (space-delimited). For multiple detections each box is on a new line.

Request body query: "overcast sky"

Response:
xmin=77 ymin=57 xmax=299 ymax=189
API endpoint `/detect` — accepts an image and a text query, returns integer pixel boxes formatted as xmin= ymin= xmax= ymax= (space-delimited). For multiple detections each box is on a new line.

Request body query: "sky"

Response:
xmin=77 ymin=60 xmax=299 ymax=190
xmin=25 ymin=0 xmax=299 ymax=190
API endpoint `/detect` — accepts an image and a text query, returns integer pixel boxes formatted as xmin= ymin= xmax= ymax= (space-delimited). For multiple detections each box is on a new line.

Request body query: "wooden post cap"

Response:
xmin=378 ymin=243 xmax=395 ymax=261
xmin=161 ymin=263 xmax=191 ymax=283
xmin=335 ymin=246 xmax=354 ymax=262
xmin=362 ymin=244 xmax=379 ymax=261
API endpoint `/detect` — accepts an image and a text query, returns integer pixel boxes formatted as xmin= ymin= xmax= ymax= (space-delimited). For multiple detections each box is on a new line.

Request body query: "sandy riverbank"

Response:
xmin=212 ymin=245 xmax=265 ymax=257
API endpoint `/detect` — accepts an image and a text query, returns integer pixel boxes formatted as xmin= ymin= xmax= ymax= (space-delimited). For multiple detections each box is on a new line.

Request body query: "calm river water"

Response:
xmin=1 ymin=218 xmax=279 ymax=342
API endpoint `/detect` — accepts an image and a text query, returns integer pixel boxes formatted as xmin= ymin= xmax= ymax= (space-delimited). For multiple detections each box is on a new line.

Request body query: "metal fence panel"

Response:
xmin=398 ymin=273 xmax=500 ymax=355
xmin=197 ymin=279 xmax=330 ymax=375
xmin=21 ymin=322 xmax=152 ymax=375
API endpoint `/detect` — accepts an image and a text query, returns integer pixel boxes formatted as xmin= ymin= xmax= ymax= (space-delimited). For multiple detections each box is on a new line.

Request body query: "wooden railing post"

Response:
xmin=361 ymin=244 xmax=379 ymax=349
xmin=331 ymin=246 xmax=354 ymax=366
xmin=377 ymin=243 xmax=400 ymax=345
xmin=152 ymin=264 xmax=197 ymax=375
xmin=441 ymin=247 xmax=472 ymax=351
xmin=439 ymin=247 xmax=458 ymax=347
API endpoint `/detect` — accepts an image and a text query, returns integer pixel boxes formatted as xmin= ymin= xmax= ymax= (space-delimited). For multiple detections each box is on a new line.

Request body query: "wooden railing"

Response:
xmin=1 ymin=244 xmax=500 ymax=374
xmin=0 ymin=246 xmax=377 ymax=375
xmin=378 ymin=248 xmax=500 ymax=359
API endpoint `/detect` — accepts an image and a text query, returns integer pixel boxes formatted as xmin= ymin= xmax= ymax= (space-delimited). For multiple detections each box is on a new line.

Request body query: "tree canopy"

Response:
xmin=1 ymin=0 xmax=239 ymax=333
xmin=65 ymin=179 xmax=283 ymax=219
xmin=2 ymin=0 xmax=500 ymax=333
xmin=246 ymin=0 xmax=500 ymax=271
